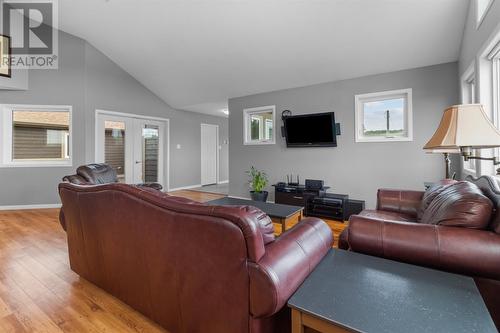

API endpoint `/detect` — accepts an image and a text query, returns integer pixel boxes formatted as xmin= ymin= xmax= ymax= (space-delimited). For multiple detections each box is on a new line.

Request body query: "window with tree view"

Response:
xmin=243 ymin=105 xmax=276 ymax=145
xmin=355 ymin=89 xmax=412 ymax=142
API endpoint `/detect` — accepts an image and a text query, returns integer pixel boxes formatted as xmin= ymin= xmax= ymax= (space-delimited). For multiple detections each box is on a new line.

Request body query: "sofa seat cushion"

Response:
xmin=358 ymin=209 xmax=417 ymax=223
xmin=420 ymin=181 xmax=493 ymax=229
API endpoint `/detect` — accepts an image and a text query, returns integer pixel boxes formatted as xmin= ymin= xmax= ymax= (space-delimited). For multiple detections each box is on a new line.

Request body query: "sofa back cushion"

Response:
xmin=420 ymin=181 xmax=493 ymax=229
xmin=77 ymin=163 xmax=118 ymax=184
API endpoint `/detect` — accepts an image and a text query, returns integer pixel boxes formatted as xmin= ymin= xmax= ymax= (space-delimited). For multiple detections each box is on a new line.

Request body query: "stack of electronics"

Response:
xmin=274 ymin=177 xmax=365 ymax=221
xmin=308 ymin=193 xmax=348 ymax=221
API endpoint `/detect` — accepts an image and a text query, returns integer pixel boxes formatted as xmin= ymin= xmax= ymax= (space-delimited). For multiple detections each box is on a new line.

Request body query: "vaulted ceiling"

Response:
xmin=59 ymin=0 xmax=469 ymax=117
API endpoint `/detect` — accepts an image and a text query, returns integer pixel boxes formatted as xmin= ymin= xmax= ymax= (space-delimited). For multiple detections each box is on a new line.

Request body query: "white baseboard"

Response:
xmin=217 ymin=180 xmax=229 ymax=184
xmin=168 ymin=184 xmax=202 ymax=192
xmin=0 ymin=203 xmax=62 ymax=211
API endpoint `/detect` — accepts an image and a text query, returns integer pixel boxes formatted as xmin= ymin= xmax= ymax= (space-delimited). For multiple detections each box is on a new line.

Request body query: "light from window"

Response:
xmin=265 ymin=119 xmax=273 ymax=140
xmin=1 ymin=105 xmax=72 ymax=167
xmin=463 ymin=75 xmax=477 ymax=172
xmin=476 ymin=0 xmax=494 ymax=27
xmin=243 ymin=105 xmax=276 ymax=145
xmin=355 ymin=89 xmax=413 ymax=142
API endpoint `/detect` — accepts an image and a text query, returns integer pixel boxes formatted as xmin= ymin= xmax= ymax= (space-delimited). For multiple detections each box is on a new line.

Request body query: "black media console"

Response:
xmin=273 ymin=182 xmax=365 ymax=221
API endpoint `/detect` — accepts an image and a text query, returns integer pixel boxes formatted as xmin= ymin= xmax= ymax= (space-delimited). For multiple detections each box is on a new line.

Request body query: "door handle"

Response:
xmin=135 ymin=161 xmax=142 ymax=164
xmin=293 ymin=196 xmax=303 ymax=199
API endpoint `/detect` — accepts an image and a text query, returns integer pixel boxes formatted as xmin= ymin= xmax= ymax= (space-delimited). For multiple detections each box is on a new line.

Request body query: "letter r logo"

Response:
xmin=3 ymin=1 xmax=54 ymax=54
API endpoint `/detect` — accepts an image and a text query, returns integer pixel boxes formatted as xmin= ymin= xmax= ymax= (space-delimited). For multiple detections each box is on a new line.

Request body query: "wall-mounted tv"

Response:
xmin=284 ymin=112 xmax=337 ymax=147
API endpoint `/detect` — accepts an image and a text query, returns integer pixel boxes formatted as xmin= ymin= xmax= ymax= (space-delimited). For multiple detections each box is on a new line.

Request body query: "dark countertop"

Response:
xmin=288 ymin=249 xmax=496 ymax=333
xmin=206 ymin=197 xmax=303 ymax=219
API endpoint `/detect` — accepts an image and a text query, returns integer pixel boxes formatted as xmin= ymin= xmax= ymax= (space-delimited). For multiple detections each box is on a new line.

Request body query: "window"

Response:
xmin=243 ymin=105 xmax=275 ymax=145
xmin=354 ymin=89 xmax=413 ymax=142
xmin=489 ymin=42 xmax=500 ymax=172
xmin=265 ymin=119 xmax=273 ymax=140
xmin=0 ymin=104 xmax=72 ymax=167
xmin=461 ymin=67 xmax=478 ymax=173
xmin=476 ymin=0 xmax=494 ymax=28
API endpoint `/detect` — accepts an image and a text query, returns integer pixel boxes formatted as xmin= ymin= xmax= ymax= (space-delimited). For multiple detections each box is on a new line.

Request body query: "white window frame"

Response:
xmin=0 ymin=104 xmax=73 ymax=167
xmin=461 ymin=64 xmax=479 ymax=175
xmin=354 ymin=88 xmax=413 ymax=143
xmin=264 ymin=118 xmax=273 ymax=140
xmin=63 ymin=132 xmax=70 ymax=159
xmin=488 ymin=42 xmax=500 ymax=173
xmin=476 ymin=0 xmax=495 ymax=29
xmin=243 ymin=105 xmax=276 ymax=145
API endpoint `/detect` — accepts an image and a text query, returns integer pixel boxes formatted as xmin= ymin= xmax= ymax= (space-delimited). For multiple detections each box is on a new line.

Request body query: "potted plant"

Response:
xmin=246 ymin=166 xmax=269 ymax=202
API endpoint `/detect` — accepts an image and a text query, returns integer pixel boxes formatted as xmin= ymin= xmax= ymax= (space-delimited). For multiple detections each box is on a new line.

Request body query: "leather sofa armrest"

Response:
xmin=338 ymin=228 xmax=349 ymax=250
xmin=347 ymin=215 xmax=500 ymax=280
xmin=137 ymin=182 xmax=163 ymax=191
xmin=248 ymin=217 xmax=333 ymax=318
xmin=59 ymin=209 xmax=67 ymax=231
xmin=377 ymin=189 xmax=424 ymax=217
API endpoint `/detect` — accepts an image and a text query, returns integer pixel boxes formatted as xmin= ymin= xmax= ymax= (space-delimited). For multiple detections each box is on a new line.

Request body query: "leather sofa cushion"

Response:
xmin=62 ymin=174 xmax=88 ymax=185
xmin=359 ymin=210 xmax=417 ymax=223
xmin=77 ymin=164 xmax=118 ymax=184
xmin=417 ymin=179 xmax=457 ymax=222
xmin=255 ymin=211 xmax=275 ymax=245
xmin=420 ymin=181 xmax=493 ymax=229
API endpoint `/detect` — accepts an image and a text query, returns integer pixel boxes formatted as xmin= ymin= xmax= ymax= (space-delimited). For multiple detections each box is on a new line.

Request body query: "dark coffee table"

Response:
xmin=207 ymin=197 xmax=303 ymax=233
xmin=288 ymin=249 xmax=496 ymax=333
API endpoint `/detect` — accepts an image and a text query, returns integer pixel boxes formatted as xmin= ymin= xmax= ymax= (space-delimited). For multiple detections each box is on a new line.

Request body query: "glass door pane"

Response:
xmin=142 ymin=124 xmax=159 ymax=183
xmin=104 ymin=120 xmax=126 ymax=182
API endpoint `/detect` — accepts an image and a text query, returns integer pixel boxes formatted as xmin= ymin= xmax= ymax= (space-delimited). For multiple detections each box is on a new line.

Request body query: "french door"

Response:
xmin=95 ymin=111 xmax=167 ymax=188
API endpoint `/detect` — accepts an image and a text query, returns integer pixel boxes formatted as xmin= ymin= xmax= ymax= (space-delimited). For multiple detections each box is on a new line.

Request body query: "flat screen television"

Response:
xmin=284 ymin=112 xmax=337 ymax=147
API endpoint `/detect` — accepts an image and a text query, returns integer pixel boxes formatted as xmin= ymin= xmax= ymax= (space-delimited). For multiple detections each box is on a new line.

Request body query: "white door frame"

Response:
xmin=201 ymin=123 xmax=219 ymax=186
xmin=95 ymin=109 xmax=170 ymax=191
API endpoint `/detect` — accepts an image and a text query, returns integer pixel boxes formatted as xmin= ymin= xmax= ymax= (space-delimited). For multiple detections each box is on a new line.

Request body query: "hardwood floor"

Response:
xmin=0 ymin=209 xmax=168 ymax=333
xmin=0 ymin=190 xmax=346 ymax=332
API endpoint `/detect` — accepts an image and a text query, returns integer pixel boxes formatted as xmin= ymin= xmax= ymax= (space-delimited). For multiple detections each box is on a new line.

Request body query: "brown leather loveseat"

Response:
xmin=339 ymin=176 xmax=500 ymax=329
xmin=58 ymin=183 xmax=333 ymax=333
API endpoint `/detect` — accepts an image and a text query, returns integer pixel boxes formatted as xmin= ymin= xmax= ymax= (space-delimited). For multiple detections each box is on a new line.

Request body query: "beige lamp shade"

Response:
xmin=425 ymin=148 xmax=461 ymax=154
xmin=424 ymin=104 xmax=500 ymax=150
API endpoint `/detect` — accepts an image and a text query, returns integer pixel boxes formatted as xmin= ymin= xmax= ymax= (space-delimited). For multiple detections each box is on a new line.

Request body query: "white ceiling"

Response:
xmin=59 ymin=0 xmax=469 ymax=118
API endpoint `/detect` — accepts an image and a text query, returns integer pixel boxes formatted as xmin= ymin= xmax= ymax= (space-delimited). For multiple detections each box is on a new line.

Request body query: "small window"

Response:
xmin=355 ymin=89 xmax=413 ymax=143
xmin=476 ymin=0 xmax=494 ymax=28
xmin=243 ymin=105 xmax=275 ymax=145
xmin=0 ymin=105 xmax=72 ymax=167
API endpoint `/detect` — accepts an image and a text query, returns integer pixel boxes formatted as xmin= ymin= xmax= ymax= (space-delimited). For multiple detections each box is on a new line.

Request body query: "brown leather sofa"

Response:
xmin=339 ymin=175 xmax=500 ymax=329
xmin=58 ymin=182 xmax=333 ymax=333
xmin=63 ymin=163 xmax=163 ymax=190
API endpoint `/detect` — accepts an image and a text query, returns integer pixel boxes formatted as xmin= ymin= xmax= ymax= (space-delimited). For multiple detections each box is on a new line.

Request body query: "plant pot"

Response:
xmin=250 ymin=191 xmax=268 ymax=202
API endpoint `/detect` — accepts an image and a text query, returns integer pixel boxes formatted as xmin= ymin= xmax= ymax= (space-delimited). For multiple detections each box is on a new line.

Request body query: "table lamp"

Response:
xmin=424 ymin=104 xmax=500 ymax=175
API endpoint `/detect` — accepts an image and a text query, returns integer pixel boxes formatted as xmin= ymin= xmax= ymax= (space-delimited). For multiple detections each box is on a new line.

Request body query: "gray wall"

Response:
xmin=228 ymin=62 xmax=459 ymax=208
xmin=84 ymin=42 xmax=229 ymax=190
xmin=0 ymin=31 xmax=228 ymax=206
xmin=459 ymin=0 xmax=500 ymax=74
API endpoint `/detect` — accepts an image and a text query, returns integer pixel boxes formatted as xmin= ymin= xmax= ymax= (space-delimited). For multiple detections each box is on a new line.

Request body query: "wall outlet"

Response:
xmin=176 ymin=144 xmax=181 ymax=149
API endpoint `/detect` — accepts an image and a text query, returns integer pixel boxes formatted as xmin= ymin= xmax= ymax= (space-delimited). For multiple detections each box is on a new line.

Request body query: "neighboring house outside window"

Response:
xmin=0 ymin=105 xmax=72 ymax=167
